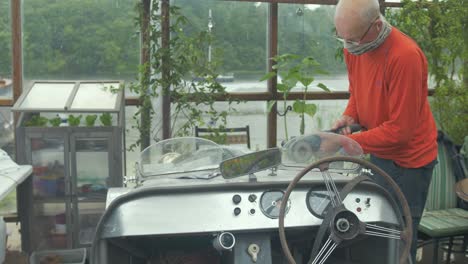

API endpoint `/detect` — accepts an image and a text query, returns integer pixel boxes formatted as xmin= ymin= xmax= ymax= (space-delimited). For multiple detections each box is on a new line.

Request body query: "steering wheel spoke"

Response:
xmin=363 ymin=223 xmax=402 ymax=240
xmin=310 ymin=235 xmax=340 ymax=264
xmin=319 ymin=166 xmax=342 ymax=208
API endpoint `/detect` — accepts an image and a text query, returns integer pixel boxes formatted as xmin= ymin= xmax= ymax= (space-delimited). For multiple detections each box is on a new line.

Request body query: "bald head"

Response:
xmin=335 ymin=0 xmax=381 ymax=41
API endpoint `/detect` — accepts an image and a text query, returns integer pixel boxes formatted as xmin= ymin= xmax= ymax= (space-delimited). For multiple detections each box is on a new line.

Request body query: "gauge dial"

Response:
xmin=260 ymin=190 xmax=290 ymax=219
xmin=306 ymin=189 xmax=334 ymax=219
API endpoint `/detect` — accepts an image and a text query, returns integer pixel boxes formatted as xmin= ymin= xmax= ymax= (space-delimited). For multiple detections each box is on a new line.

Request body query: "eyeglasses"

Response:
xmin=335 ymin=16 xmax=380 ymax=45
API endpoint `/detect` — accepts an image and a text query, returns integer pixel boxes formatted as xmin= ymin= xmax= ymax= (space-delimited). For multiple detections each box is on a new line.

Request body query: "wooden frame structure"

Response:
xmin=8 ymin=0 xmax=431 ymax=149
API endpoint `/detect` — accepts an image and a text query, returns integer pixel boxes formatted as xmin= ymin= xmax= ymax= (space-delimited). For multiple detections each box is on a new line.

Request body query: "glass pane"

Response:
xmin=23 ymin=0 xmax=139 ymax=81
xmin=32 ymin=202 xmax=68 ymax=250
xmin=71 ymin=82 xmax=120 ymax=110
xmin=77 ymin=202 xmax=105 ymax=245
xmin=20 ymin=82 xmax=75 ymax=110
xmin=125 ymin=106 xmax=138 ymax=177
xmin=166 ymin=101 xmax=267 ymax=151
xmin=174 ymin=0 xmax=268 ymax=92
xmin=31 ymin=138 xmax=66 ymax=199
xmin=0 ymin=0 xmax=12 ymax=100
xmin=76 ymin=139 xmax=109 ymax=200
xmin=277 ymin=100 xmax=348 ymax=144
xmin=0 ymin=107 xmax=14 ymax=156
xmin=278 ymin=4 xmax=349 ymax=92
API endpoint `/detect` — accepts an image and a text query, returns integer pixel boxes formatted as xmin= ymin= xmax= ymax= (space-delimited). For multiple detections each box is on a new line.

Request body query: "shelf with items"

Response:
xmin=32 ymin=164 xmax=66 ymax=199
xmin=31 ymin=203 xmax=69 ymax=250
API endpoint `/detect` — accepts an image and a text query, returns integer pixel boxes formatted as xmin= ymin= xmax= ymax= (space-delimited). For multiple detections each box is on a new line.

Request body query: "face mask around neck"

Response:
xmin=345 ymin=20 xmax=392 ymax=55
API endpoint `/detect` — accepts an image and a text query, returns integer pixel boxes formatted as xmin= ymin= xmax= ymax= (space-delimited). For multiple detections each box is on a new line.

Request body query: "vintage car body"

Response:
xmin=90 ymin=135 xmax=410 ymax=264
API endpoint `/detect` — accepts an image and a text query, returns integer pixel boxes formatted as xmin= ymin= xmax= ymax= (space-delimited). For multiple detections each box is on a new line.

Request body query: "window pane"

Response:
xmin=167 ymin=101 xmax=267 ymax=150
xmin=71 ymin=82 xmax=120 ymax=110
xmin=278 ymin=4 xmax=349 ymax=92
xmin=276 ymin=100 xmax=348 ymax=144
xmin=0 ymin=107 xmax=14 ymax=156
xmin=174 ymin=0 xmax=268 ymax=92
xmin=20 ymin=82 xmax=75 ymax=110
xmin=0 ymin=0 xmax=12 ymax=99
xmin=125 ymin=106 xmax=139 ymax=177
xmin=23 ymin=0 xmax=139 ymax=81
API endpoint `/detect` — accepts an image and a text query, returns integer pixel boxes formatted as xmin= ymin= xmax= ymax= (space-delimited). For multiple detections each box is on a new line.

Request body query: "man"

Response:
xmin=332 ymin=0 xmax=438 ymax=262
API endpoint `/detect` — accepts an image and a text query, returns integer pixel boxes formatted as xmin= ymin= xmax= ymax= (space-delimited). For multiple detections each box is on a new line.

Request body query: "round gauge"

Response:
xmin=260 ymin=190 xmax=291 ymax=219
xmin=306 ymin=188 xmax=333 ymax=219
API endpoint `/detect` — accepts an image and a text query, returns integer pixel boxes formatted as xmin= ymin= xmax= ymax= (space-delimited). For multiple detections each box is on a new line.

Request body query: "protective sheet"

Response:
xmin=0 ymin=149 xmax=32 ymax=204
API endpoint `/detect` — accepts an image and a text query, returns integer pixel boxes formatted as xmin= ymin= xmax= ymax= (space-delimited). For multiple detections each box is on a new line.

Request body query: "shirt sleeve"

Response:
xmin=348 ymin=50 xmax=425 ymax=154
xmin=343 ymin=51 xmax=359 ymax=123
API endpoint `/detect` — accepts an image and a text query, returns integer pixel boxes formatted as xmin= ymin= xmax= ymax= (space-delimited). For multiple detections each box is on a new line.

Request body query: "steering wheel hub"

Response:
xmin=335 ymin=218 xmax=350 ymax=232
xmin=331 ymin=210 xmax=361 ymax=240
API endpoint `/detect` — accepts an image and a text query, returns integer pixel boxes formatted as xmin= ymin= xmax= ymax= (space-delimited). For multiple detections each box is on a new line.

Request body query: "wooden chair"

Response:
xmin=195 ymin=125 xmax=251 ymax=149
xmin=418 ymin=131 xmax=468 ymax=264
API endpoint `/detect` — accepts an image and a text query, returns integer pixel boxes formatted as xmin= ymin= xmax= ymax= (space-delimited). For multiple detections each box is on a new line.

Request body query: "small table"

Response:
xmin=455 ymin=178 xmax=468 ymax=202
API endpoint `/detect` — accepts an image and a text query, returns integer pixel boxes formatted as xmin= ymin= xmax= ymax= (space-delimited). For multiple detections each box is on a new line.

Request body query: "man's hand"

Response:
xmin=331 ymin=115 xmax=355 ymax=135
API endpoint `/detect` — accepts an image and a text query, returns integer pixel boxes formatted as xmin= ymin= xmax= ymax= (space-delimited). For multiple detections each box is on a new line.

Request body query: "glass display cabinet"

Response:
xmin=12 ymin=81 xmax=124 ymax=252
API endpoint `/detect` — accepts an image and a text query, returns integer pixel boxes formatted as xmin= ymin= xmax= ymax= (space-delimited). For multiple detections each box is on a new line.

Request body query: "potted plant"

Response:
xmin=25 ymin=115 xmax=49 ymax=127
xmin=49 ymin=116 xmax=62 ymax=127
xmin=99 ymin=113 xmax=112 ymax=127
xmin=261 ymin=54 xmax=330 ymax=140
xmin=68 ymin=115 xmax=82 ymax=127
xmin=85 ymin=114 xmax=98 ymax=127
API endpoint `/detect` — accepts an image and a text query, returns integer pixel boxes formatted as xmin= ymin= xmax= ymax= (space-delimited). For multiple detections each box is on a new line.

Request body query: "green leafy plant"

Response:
xmin=129 ymin=1 xmax=236 ymax=151
xmin=68 ymin=115 xmax=82 ymax=126
xmin=261 ymin=54 xmax=330 ymax=139
xmin=49 ymin=116 xmax=62 ymax=127
xmin=387 ymin=0 xmax=468 ymax=144
xmin=25 ymin=115 xmax=49 ymax=127
xmin=85 ymin=114 xmax=98 ymax=127
xmin=99 ymin=113 xmax=112 ymax=126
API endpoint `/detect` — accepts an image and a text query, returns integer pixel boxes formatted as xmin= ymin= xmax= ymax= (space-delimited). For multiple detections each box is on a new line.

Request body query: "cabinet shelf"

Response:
xmin=15 ymin=81 xmax=124 ymax=251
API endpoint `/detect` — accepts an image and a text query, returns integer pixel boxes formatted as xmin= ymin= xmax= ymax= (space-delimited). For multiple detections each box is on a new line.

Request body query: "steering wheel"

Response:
xmin=278 ymin=156 xmax=412 ymax=264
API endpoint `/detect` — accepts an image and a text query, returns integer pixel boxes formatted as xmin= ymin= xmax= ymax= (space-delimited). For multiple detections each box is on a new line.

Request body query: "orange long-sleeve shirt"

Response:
xmin=343 ymin=28 xmax=437 ymax=168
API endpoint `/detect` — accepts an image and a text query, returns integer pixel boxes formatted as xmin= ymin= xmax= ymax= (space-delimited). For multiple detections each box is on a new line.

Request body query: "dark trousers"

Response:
xmin=370 ymin=155 xmax=437 ymax=264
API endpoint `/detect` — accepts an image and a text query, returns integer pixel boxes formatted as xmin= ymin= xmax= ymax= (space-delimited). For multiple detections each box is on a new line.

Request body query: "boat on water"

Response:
xmin=0 ymin=78 xmax=12 ymax=97
xmin=192 ymin=73 xmax=235 ymax=83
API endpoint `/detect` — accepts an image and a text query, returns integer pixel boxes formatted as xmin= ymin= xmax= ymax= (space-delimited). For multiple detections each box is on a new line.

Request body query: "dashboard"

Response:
xmin=101 ymin=182 xmax=399 ymax=239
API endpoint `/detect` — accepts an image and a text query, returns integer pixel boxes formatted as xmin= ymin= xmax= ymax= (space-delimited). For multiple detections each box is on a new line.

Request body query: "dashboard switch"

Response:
xmin=232 ymin=194 xmax=242 ymax=204
xmin=234 ymin=207 xmax=241 ymax=216
xmin=248 ymin=194 xmax=257 ymax=202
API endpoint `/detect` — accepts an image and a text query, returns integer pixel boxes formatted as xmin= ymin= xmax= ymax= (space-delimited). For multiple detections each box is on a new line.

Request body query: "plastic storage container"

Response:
xmin=29 ymin=248 xmax=86 ymax=264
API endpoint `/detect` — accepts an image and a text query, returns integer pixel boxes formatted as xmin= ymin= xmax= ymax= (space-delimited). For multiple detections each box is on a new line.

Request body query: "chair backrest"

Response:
xmin=195 ymin=126 xmax=251 ymax=149
xmin=424 ymin=131 xmax=465 ymax=211
xmin=460 ymin=136 xmax=468 ymax=177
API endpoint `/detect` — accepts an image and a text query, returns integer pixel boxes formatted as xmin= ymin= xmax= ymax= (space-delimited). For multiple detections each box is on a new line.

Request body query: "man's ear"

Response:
xmin=376 ymin=20 xmax=383 ymax=32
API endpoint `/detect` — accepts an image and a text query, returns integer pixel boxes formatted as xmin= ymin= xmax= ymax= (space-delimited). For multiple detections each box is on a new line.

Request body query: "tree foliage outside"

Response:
xmin=0 ymin=0 xmax=346 ymax=82
xmin=387 ymin=0 xmax=468 ymax=144
xmin=21 ymin=0 xmax=140 ymax=80
xmin=0 ymin=0 xmax=12 ymax=78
